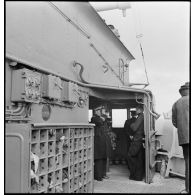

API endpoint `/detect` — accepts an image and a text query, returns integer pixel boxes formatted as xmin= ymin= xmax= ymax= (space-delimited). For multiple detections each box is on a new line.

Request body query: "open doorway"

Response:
xmin=88 ymin=94 xmax=146 ymax=183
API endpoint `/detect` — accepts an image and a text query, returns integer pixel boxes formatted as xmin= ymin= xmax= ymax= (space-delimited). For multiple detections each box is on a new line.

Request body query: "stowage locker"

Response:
xmin=61 ymin=81 xmax=79 ymax=103
xmin=6 ymin=123 xmax=94 ymax=193
xmin=11 ymin=68 xmax=41 ymax=103
xmin=41 ymin=74 xmax=62 ymax=100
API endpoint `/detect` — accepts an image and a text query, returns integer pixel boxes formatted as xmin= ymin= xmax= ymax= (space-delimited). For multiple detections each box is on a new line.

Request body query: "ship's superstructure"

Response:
xmin=5 ymin=2 xmax=183 ymax=193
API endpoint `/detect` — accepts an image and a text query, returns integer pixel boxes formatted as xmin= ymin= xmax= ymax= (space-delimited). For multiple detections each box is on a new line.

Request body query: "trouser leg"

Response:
xmin=106 ymin=158 xmax=109 ymax=172
xmin=128 ymin=155 xmax=136 ymax=179
xmin=126 ymin=156 xmax=130 ymax=171
xmin=182 ymin=144 xmax=189 ymax=193
xmin=94 ymin=159 xmax=103 ymax=180
xmin=126 ymin=142 xmax=130 ymax=170
xmin=128 ymin=141 xmax=143 ymax=180
xmin=102 ymin=158 xmax=107 ymax=177
xmin=134 ymin=146 xmax=144 ymax=181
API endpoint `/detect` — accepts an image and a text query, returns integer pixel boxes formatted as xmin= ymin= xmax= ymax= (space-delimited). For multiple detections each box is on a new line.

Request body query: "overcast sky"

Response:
xmin=90 ymin=2 xmax=190 ymax=114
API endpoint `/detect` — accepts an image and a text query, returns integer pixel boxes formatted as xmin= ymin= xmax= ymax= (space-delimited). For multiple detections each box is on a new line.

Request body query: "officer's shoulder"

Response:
xmin=177 ymin=96 xmax=189 ymax=103
xmin=91 ymin=116 xmax=98 ymax=120
xmin=125 ymin=119 xmax=131 ymax=123
xmin=140 ymin=113 xmax=144 ymax=117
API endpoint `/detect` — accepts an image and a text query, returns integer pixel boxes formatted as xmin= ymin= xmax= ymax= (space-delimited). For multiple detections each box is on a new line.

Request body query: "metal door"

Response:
xmin=144 ymin=94 xmax=157 ymax=183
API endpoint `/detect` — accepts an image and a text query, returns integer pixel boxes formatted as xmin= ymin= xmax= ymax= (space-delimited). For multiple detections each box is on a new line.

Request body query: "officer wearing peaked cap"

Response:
xmin=172 ymin=82 xmax=190 ymax=193
xmin=128 ymin=105 xmax=145 ymax=181
xmin=91 ymin=105 xmax=107 ymax=181
xmin=101 ymin=106 xmax=112 ymax=179
xmin=179 ymin=82 xmax=189 ymax=92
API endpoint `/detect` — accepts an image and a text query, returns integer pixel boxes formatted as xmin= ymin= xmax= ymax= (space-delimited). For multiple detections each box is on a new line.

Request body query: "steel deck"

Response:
xmin=94 ymin=165 xmax=185 ymax=193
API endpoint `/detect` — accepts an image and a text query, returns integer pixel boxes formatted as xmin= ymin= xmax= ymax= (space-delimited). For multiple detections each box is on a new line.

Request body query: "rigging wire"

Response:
xmin=132 ymin=4 xmax=150 ymax=88
xmin=139 ymin=42 xmax=150 ymax=87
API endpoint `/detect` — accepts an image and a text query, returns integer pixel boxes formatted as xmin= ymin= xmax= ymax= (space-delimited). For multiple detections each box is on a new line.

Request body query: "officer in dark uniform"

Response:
xmin=172 ymin=82 xmax=189 ymax=193
xmin=124 ymin=110 xmax=137 ymax=169
xmin=91 ymin=105 xmax=107 ymax=181
xmin=128 ymin=105 xmax=145 ymax=181
xmin=101 ymin=107 xmax=112 ymax=179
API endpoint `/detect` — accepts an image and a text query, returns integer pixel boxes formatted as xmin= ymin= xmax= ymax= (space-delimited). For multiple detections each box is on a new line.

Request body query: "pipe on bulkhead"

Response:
xmin=73 ymin=61 xmax=89 ymax=84
xmin=6 ymin=103 xmax=25 ymax=116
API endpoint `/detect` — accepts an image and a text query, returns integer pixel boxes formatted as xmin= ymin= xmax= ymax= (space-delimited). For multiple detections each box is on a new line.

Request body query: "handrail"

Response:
xmin=32 ymin=123 xmax=95 ymax=127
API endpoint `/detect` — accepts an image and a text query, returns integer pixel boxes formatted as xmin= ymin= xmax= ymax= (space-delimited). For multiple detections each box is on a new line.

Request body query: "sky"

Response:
xmin=90 ymin=2 xmax=190 ymax=114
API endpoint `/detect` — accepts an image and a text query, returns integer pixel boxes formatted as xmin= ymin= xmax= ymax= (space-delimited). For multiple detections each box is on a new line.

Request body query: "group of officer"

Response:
xmin=91 ymin=104 xmax=145 ymax=182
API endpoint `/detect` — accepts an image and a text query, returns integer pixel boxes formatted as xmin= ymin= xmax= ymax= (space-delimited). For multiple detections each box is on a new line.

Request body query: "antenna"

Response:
xmin=132 ymin=5 xmax=150 ymax=88
xmin=139 ymin=41 xmax=150 ymax=87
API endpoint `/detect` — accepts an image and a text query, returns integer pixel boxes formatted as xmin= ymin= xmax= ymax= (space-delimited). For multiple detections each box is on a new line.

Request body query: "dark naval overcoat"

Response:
xmin=91 ymin=115 xmax=107 ymax=160
xmin=172 ymin=95 xmax=189 ymax=146
xmin=128 ymin=113 xmax=145 ymax=180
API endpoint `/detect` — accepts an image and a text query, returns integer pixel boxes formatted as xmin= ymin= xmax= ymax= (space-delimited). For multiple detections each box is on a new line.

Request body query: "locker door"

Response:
xmin=144 ymin=95 xmax=157 ymax=184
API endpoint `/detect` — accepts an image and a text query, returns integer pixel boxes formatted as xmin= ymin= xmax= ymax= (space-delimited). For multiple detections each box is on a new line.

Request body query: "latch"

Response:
xmin=54 ymin=77 xmax=63 ymax=90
